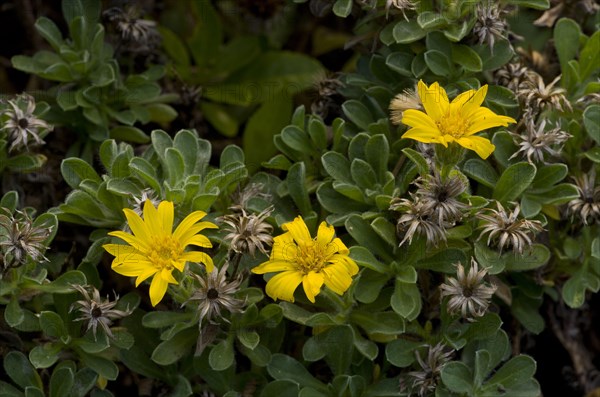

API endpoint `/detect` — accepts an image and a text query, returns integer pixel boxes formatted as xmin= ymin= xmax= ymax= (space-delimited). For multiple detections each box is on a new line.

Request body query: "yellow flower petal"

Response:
xmin=143 ymin=200 xmax=162 ymax=235
xmin=465 ymin=107 xmax=516 ymax=135
xmin=135 ymin=267 xmax=158 ymax=286
xmin=329 ymin=254 xmax=359 ymax=275
xmin=402 ymin=128 xmax=446 ymax=146
xmin=252 ymin=260 xmax=296 ymax=274
xmin=108 ymin=231 xmax=149 ymax=252
xmin=329 ymin=237 xmax=349 ymax=255
xmin=112 ymin=260 xmax=156 ymax=278
xmin=456 ymin=136 xmax=496 ymax=159
xmin=172 ymin=210 xmax=208 ymax=240
xmin=316 ymin=222 xmax=335 ymax=246
xmin=322 ymin=264 xmax=354 ymax=295
xmin=265 ymin=271 xmax=304 ymax=302
xmin=122 ymin=208 xmax=151 ymax=242
xmin=401 ymin=109 xmax=439 ymax=131
xmin=160 ymin=267 xmax=178 ymax=284
xmin=149 ymin=274 xmax=169 ymax=306
xmin=450 ymin=85 xmax=487 ymax=117
xmin=175 ymin=221 xmax=217 ymax=244
xmin=282 ymin=216 xmax=312 ymax=244
xmin=181 ymin=251 xmax=214 ymax=272
xmin=157 ymin=201 xmax=174 ymax=234
xmin=418 ymin=80 xmax=449 ymax=121
xmin=302 ymin=271 xmax=325 ymax=303
xmin=184 ymin=234 xmax=213 ymax=248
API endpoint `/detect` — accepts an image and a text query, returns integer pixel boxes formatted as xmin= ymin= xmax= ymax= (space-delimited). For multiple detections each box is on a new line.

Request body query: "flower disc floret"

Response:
xmin=252 ymin=216 xmax=358 ymax=303
xmin=103 ymin=200 xmax=217 ymax=306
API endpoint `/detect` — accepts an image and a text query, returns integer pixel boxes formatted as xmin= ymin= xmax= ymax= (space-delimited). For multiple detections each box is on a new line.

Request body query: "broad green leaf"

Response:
xmin=493 ymin=162 xmax=536 ymax=203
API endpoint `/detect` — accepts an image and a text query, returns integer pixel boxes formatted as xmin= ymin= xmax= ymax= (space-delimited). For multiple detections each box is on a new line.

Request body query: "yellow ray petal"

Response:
xmin=135 ymin=267 xmax=158 ymax=286
xmin=149 ymin=274 xmax=169 ymax=306
xmin=329 ymin=254 xmax=359 ymax=275
xmin=181 ymin=251 xmax=214 ymax=272
xmin=143 ymin=199 xmax=162 ymax=235
xmin=322 ymin=264 xmax=354 ymax=295
xmin=402 ymin=127 xmax=446 ymax=146
xmin=157 ymin=201 xmax=174 ymax=234
xmin=456 ymin=136 xmax=496 ymax=159
xmin=418 ymin=80 xmax=449 ymax=121
xmin=122 ymin=208 xmax=151 ymax=242
xmin=183 ymin=234 xmax=212 ymax=248
xmin=315 ymin=222 xmax=335 ymax=247
xmin=108 ymin=231 xmax=149 ymax=252
xmin=103 ymin=243 xmax=142 ymax=258
xmin=450 ymin=85 xmax=488 ymax=117
xmin=271 ymin=237 xmax=299 ymax=261
xmin=328 ymin=237 xmax=349 ymax=255
xmin=160 ymin=267 xmax=178 ymax=284
xmin=302 ymin=271 xmax=325 ymax=303
xmin=175 ymin=221 xmax=217 ymax=243
xmin=252 ymin=259 xmax=296 ymax=274
xmin=401 ymin=109 xmax=439 ymax=130
xmin=465 ymin=107 xmax=516 ymax=135
xmin=265 ymin=270 xmax=303 ymax=302
xmin=282 ymin=216 xmax=312 ymax=244
xmin=172 ymin=210 xmax=208 ymax=239
xmin=112 ymin=260 xmax=156 ymax=278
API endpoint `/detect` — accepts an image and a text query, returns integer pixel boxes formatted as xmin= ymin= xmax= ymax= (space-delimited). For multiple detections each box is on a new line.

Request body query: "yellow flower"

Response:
xmin=103 ymin=200 xmax=217 ymax=306
xmin=399 ymin=80 xmax=516 ymax=159
xmin=252 ymin=216 xmax=358 ymax=303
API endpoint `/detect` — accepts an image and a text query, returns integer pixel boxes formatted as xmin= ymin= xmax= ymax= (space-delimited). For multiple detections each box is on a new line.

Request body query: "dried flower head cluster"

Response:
xmin=184 ymin=263 xmax=245 ymax=326
xmin=130 ymin=189 xmax=161 ymax=218
xmin=567 ymin=169 xmax=600 ymax=225
xmin=494 ymin=61 xmax=534 ymax=93
xmin=385 ymin=0 xmax=417 ymax=20
xmin=0 ymin=209 xmax=52 ymax=271
xmin=221 ymin=206 xmax=274 ymax=257
xmin=0 ymin=94 xmax=52 ymax=153
xmin=70 ymin=284 xmax=131 ymax=340
xmin=517 ymin=73 xmax=572 ymax=116
xmin=400 ymin=343 xmax=454 ymax=396
xmin=391 ymin=172 xmax=468 ymax=246
xmin=103 ymin=6 xmax=160 ymax=51
xmin=477 ymin=202 xmax=544 ymax=253
xmin=311 ymin=72 xmax=344 ymax=119
xmin=440 ymin=258 xmax=497 ymax=320
xmin=510 ymin=119 xmax=571 ymax=163
xmin=473 ymin=2 xmax=508 ymax=51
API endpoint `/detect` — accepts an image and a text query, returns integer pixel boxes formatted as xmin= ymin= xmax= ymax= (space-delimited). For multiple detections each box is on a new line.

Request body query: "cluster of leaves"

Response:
xmin=1 ymin=0 xmax=599 ymax=396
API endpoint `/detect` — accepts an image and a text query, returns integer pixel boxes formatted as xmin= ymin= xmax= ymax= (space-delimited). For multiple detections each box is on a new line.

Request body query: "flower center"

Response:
xmin=207 ymin=288 xmax=219 ymax=300
xmin=295 ymin=242 xmax=331 ymax=274
xmin=437 ymin=112 xmax=469 ymax=138
xmin=18 ymin=118 xmax=29 ymax=128
xmin=148 ymin=236 xmax=183 ymax=271
xmin=91 ymin=307 xmax=103 ymax=318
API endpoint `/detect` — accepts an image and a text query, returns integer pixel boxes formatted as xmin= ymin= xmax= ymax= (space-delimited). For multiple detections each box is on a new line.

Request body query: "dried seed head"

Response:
xmin=310 ymin=72 xmax=344 ymax=119
xmin=386 ymin=0 xmax=417 ymax=20
xmin=494 ymin=61 xmax=534 ymax=93
xmin=70 ymin=284 xmax=131 ymax=340
xmin=230 ymin=183 xmax=272 ymax=211
xmin=477 ymin=202 xmax=544 ymax=254
xmin=440 ymin=258 xmax=497 ymax=320
xmin=567 ymin=169 xmax=600 ymax=225
xmin=0 ymin=209 xmax=52 ymax=270
xmin=221 ymin=206 xmax=274 ymax=257
xmin=184 ymin=263 xmax=245 ymax=326
xmin=390 ymin=86 xmax=422 ymax=125
xmin=517 ymin=73 xmax=572 ymax=114
xmin=390 ymin=194 xmax=448 ymax=247
xmin=509 ymin=119 xmax=571 ymax=163
xmin=414 ymin=171 xmax=469 ymax=225
xmin=103 ymin=6 xmax=160 ymax=51
xmin=400 ymin=343 xmax=454 ymax=396
xmin=0 ymin=94 xmax=52 ymax=152
xmin=473 ymin=2 xmax=508 ymax=51
xmin=130 ymin=189 xmax=161 ymax=217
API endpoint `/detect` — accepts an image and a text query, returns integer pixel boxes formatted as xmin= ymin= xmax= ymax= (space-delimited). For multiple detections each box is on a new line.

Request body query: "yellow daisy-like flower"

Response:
xmin=252 ymin=216 xmax=358 ymax=303
xmin=399 ymin=80 xmax=516 ymax=159
xmin=103 ymin=200 xmax=217 ymax=306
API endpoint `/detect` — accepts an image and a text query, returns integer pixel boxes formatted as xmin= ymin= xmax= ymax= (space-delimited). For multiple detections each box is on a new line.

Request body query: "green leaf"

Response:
xmin=452 ymin=44 xmax=483 ymax=72
xmin=78 ymin=352 xmax=118 ymax=381
xmin=267 ymin=354 xmax=327 ymax=391
xmin=29 ymin=343 xmax=61 ymax=369
xmin=208 ymin=338 xmax=235 ymax=371
xmin=504 ymin=244 xmax=550 ymax=271
xmin=509 ymin=0 xmax=549 ymax=9
xmin=365 ymin=134 xmax=389 ymax=181
xmin=322 ymin=152 xmax=352 ymax=183
xmin=485 ymin=355 xmax=537 ymax=389
xmin=109 ymin=126 xmax=150 ymax=144
xmin=493 ymin=162 xmax=536 ymax=203
xmin=441 ymin=362 xmax=472 ymax=393
xmin=424 ymin=50 xmax=452 ymax=76
xmin=39 ymin=311 xmax=68 ymax=340
xmin=386 ymin=52 xmax=413 ymax=77
xmin=151 ymin=327 xmax=196 ymax=366
xmin=260 ymin=380 xmax=300 ymax=397
xmin=200 ymin=102 xmax=238 ymax=138
xmin=287 ymin=162 xmax=312 ymax=216
xmin=385 ymin=339 xmax=422 ymax=368
xmin=390 ymin=280 xmax=421 ymax=320
xmin=531 ymin=163 xmax=568 ymax=189
xmin=554 ymin=18 xmax=581 ymax=69
xmin=4 ymin=351 xmax=42 ymax=389
xmin=5 ymin=297 xmax=24 ymax=327
xmin=580 ymin=31 xmax=600 ymax=80
xmin=350 ymin=311 xmax=405 ymax=335
xmin=345 ymin=215 xmax=393 ymax=262
xmin=402 ymin=148 xmax=429 ymax=175
xmin=583 ymin=105 xmax=600 ymax=144
xmin=332 ymin=0 xmax=352 ymax=17
xmin=393 ymin=20 xmax=426 ymax=44
xmin=158 ymin=26 xmax=190 ymax=66
xmin=49 ymin=367 xmax=74 ymax=397
xmin=188 ymin=0 xmax=221 ymax=67
xmin=0 ymin=191 xmax=19 ymax=212
xmin=351 ymin=159 xmax=377 ymax=189
xmin=35 ymin=17 xmax=63 ymax=50
xmin=342 ymin=100 xmax=374 ymax=131
xmin=70 ymin=368 xmax=97 ymax=397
